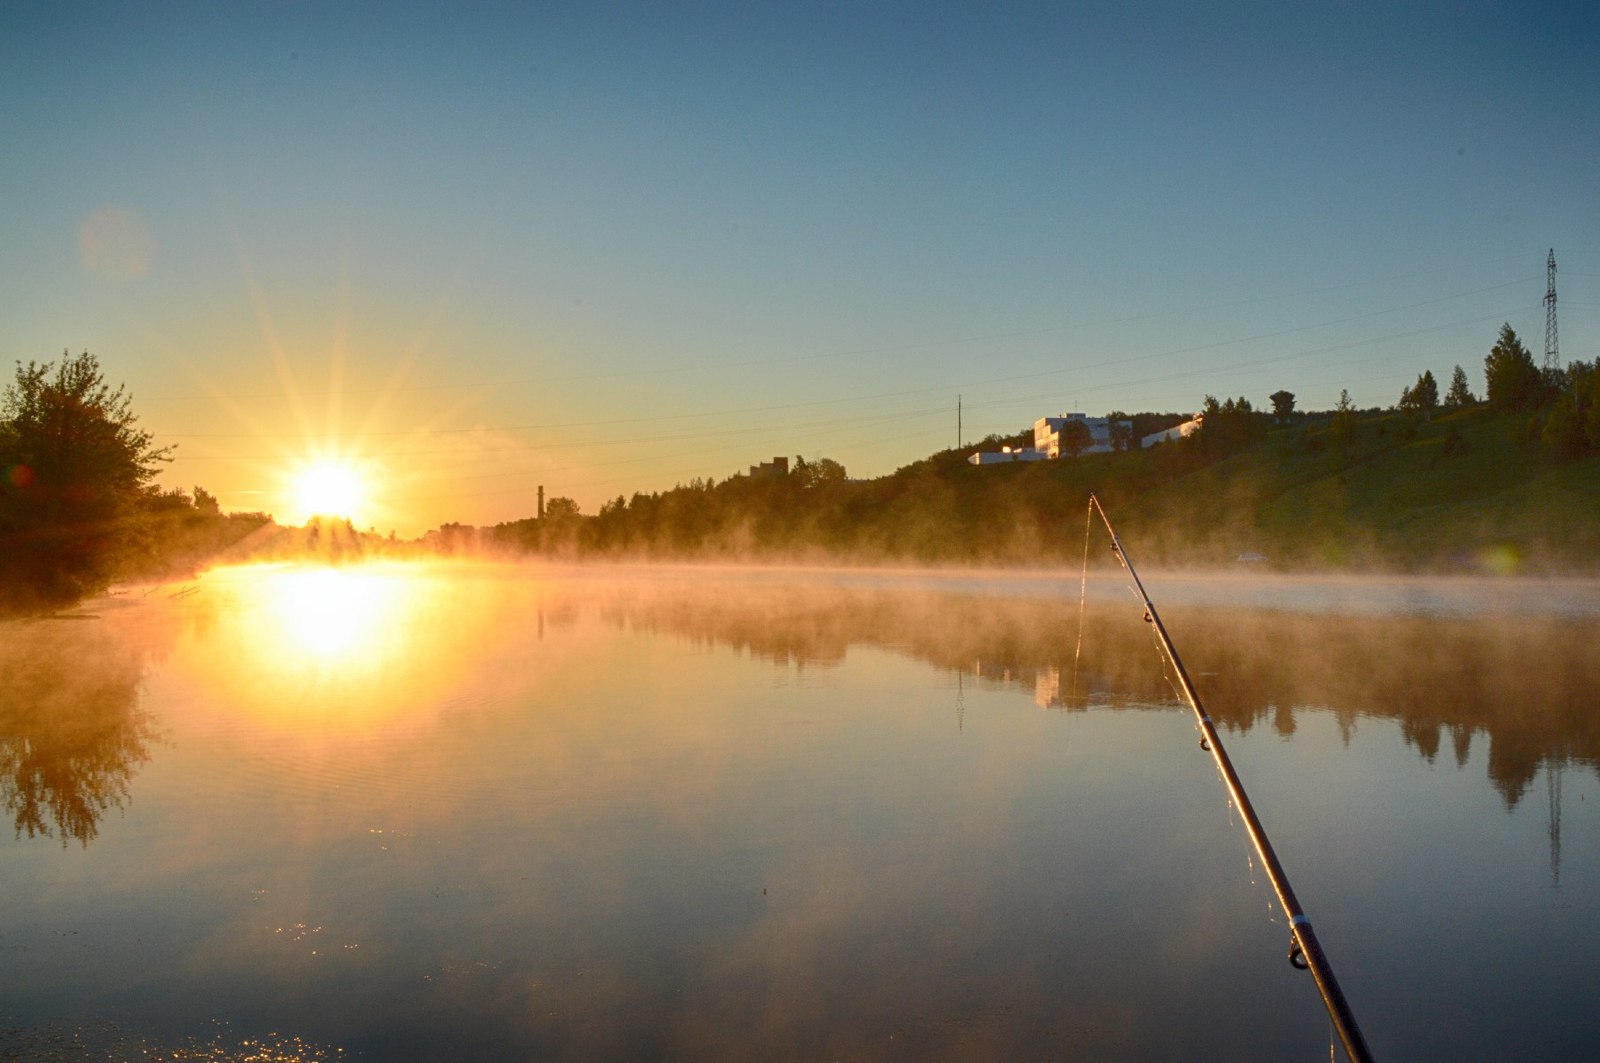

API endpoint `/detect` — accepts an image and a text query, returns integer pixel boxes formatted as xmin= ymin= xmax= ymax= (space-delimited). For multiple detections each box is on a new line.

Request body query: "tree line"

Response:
xmin=8 ymin=317 xmax=1597 ymax=611
xmin=0 ymin=351 xmax=269 ymax=614
xmin=434 ymin=320 xmax=1595 ymax=569
xmin=1378 ymin=322 xmax=1600 ymax=458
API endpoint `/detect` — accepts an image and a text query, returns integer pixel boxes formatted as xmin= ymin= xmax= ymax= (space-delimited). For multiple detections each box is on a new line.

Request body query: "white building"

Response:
xmin=1034 ymin=413 xmax=1131 ymax=457
xmin=966 ymin=446 xmax=1049 ymax=465
xmin=1139 ymin=414 xmax=1203 ymax=448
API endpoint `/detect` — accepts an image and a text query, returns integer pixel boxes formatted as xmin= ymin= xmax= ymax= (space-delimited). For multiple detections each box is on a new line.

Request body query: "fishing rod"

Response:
xmin=1088 ymin=494 xmax=1375 ymax=1063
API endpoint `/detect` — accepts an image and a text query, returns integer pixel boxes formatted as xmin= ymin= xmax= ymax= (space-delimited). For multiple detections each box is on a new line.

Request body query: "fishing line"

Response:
xmin=1074 ymin=500 xmax=1185 ymax=713
xmin=1071 ymin=497 xmax=1093 ymax=705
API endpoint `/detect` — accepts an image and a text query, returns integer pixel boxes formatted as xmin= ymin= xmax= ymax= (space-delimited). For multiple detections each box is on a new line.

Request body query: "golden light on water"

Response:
xmin=191 ymin=561 xmax=469 ymax=729
xmin=268 ymin=565 xmax=404 ymax=661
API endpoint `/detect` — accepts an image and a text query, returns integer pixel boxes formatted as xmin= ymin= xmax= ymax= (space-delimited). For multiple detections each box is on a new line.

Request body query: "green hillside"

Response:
xmin=505 ymin=402 xmax=1600 ymax=575
xmin=1112 ymin=406 xmax=1600 ymax=572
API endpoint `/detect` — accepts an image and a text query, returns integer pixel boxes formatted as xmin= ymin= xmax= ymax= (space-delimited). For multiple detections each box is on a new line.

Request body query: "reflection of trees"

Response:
xmin=601 ymin=583 xmax=1600 ymax=808
xmin=0 ymin=611 xmax=159 ymax=846
xmin=1155 ymin=604 xmax=1599 ymax=808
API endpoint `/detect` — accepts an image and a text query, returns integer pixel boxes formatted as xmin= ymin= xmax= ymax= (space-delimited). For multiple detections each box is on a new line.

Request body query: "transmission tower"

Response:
xmin=1544 ymin=248 xmax=1559 ymax=375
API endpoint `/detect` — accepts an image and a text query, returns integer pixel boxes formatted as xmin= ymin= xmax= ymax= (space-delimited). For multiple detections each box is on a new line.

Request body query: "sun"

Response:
xmin=295 ymin=460 xmax=365 ymax=520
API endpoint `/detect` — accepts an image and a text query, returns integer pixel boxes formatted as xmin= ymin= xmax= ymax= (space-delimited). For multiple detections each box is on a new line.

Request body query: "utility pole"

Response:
xmin=1544 ymin=248 xmax=1560 ymax=377
xmin=957 ymin=395 xmax=962 ymax=449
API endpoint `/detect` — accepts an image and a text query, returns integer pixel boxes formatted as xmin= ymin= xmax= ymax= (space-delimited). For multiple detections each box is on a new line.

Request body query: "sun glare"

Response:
xmin=190 ymin=562 xmax=459 ymax=729
xmin=295 ymin=461 xmax=364 ymax=520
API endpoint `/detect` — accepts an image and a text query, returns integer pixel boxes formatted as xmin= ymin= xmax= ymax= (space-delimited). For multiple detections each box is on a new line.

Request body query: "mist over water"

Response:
xmin=2 ymin=560 xmax=1597 ymax=1060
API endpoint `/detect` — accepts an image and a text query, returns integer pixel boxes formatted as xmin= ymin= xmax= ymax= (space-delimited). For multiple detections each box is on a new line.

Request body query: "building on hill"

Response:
xmin=966 ymin=412 xmax=1132 ymax=465
xmin=966 ymin=445 xmax=1049 ymax=465
xmin=747 ymin=456 xmax=789 ymax=479
xmin=1034 ymin=413 xmax=1131 ymax=457
xmin=1139 ymin=414 xmax=1203 ymax=448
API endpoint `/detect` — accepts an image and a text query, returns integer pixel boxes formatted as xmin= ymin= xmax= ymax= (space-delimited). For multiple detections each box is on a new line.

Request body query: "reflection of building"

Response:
xmin=1035 ymin=666 xmax=1060 ymax=708
xmin=1033 ymin=666 xmax=1089 ymax=711
xmin=964 ymin=660 xmax=1086 ymax=712
xmin=747 ymin=456 xmax=789 ymax=479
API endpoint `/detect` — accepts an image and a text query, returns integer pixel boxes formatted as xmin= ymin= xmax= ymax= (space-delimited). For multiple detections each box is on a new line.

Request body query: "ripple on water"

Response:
xmin=0 ymin=1017 xmax=344 ymax=1061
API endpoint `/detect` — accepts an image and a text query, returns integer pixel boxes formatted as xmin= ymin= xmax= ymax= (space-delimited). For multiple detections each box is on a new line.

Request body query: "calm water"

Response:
xmin=2 ymin=561 xmax=1597 ymax=1061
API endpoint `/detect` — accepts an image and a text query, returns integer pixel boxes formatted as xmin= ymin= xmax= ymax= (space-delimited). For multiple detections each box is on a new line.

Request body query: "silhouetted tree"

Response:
xmin=1484 ymin=324 xmax=1542 ymax=410
xmin=793 ymin=456 xmax=847 ymax=489
xmin=1397 ymin=370 xmax=1438 ymax=415
xmin=1269 ymin=390 xmax=1296 ymax=424
xmin=0 ymin=351 xmax=170 ymax=611
xmin=1577 ymin=363 xmax=1600 ymax=448
xmin=1331 ymin=389 xmax=1356 ymax=447
xmin=1542 ymin=394 xmax=1586 ymax=458
xmin=1415 ymin=370 xmax=1438 ymax=411
xmin=1541 ymin=360 xmax=1600 ymax=458
xmin=1444 ymin=364 xmax=1475 ymax=407
xmin=1104 ymin=412 xmax=1135 ymax=451
xmin=1196 ymin=395 xmax=1265 ymax=453
xmin=1058 ymin=419 xmax=1093 ymax=458
xmin=544 ymin=496 xmax=580 ymax=519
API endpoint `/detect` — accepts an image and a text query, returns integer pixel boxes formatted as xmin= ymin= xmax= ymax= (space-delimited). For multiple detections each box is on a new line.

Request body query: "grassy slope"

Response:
xmin=1110 ymin=406 xmax=1600 ymax=572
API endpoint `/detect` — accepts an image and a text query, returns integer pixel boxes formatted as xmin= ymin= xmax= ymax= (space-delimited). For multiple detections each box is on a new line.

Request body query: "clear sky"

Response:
xmin=4 ymin=1 xmax=1597 ymax=534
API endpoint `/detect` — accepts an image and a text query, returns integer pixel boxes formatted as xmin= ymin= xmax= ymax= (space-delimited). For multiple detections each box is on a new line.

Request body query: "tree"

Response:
xmin=1544 ymin=360 xmax=1600 ymax=458
xmin=1269 ymin=390 xmax=1296 ymax=424
xmin=1 ymin=351 xmax=169 ymax=611
xmin=1058 ymin=418 xmax=1093 ymax=458
xmin=793 ymin=456 xmax=847 ymax=489
xmin=1415 ymin=370 xmax=1438 ymax=411
xmin=1196 ymin=395 xmax=1264 ymax=453
xmin=1104 ymin=411 xmax=1134 ymax=451
xmin=1331 ymin=389 xmax=1355 ymax=447
xmin=1444 ymin=365 xmax=1475 ymax=407
xmin=543 ymin=496 xmax=580 ymax=519
xmin=1484 ymin=324 xmax=1542 ymax=409
xmin=1397 ymin=370 xmax=1438 ymax=415
xmin=1542 ymin=394 xmax=1586 ymax=459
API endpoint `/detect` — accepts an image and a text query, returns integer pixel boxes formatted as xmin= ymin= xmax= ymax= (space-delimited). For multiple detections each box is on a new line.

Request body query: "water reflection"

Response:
xmin=265 ymin=566 xmax=408 ymax=661
xmin=0 ymin=607 xmax=165 ymax=846
xmin=208 ymin=562 xmax=437 ymax=678
xmin=4 ymin=562 xmax=1598 ymax=1060
xmin=188 ymin=561 xmax=503 ymax=729
xmin=14 ymin=563 xmax=1594 ymax=840
xmin=596 ymin=577 xmax=1600 ymax=809
xmin=1 ymin=561 xmax=504 ymax=847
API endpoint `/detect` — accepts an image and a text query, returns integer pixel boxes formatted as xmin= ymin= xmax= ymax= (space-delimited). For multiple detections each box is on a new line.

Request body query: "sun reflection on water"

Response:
xmin=268 ymin=565 xmax=406 ymax=663
xmin=190 ymin=560 xmax=480 ymax=729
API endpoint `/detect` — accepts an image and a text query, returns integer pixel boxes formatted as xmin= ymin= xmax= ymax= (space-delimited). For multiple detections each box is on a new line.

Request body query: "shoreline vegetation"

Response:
xmin=5 ymin=327 xmax=1599 ymax=615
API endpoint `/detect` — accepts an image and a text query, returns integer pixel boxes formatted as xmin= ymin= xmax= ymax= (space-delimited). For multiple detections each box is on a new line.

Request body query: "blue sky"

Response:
xmin=3 ymin=1 xmax=1597 ymax=532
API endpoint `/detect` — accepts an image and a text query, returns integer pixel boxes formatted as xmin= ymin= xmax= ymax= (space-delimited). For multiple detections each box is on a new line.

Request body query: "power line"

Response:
xmin=131 ymin=250 xmax=1544 ymax=408
xmin=156 ymin=276 xmax=1536 ymax=444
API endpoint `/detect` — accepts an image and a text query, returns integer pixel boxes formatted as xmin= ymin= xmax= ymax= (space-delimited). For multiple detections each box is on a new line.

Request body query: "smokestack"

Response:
xmin=538 ymin=485 xmax=545 ymax=519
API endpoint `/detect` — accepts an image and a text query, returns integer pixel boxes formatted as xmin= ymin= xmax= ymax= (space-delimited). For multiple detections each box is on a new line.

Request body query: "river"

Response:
xmin=2 ymin=561 xmax=1596 ymax=1060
